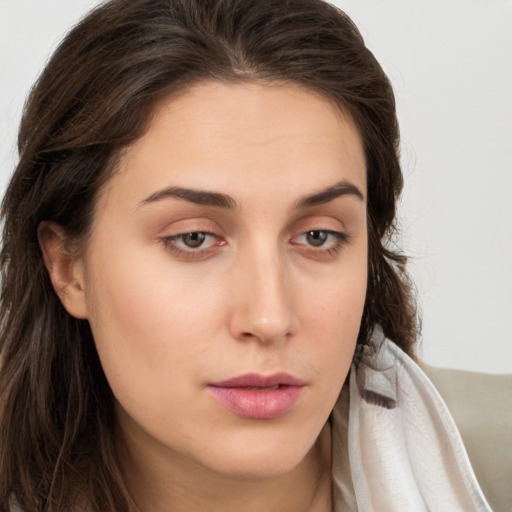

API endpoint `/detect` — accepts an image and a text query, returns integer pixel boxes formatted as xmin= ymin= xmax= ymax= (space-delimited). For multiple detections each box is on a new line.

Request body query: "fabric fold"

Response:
xmin=331 ymin=330 xmax=492 ymax=511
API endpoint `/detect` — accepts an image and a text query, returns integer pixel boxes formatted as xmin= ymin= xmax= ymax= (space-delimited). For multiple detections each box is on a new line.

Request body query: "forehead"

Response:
xmin=151 ymin=80 xmax=358 ymax=138
xmin=101 ymin=80 xmax=366 ymax=209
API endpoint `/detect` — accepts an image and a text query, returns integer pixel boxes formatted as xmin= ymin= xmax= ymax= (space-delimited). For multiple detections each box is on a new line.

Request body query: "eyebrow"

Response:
xmin=295 ymin=180 xmax=365 ymax=208
xmin=140 ymin=187 xmax=237 ymax=209
xmin=139 ymin=179 xmax=364 ymax=210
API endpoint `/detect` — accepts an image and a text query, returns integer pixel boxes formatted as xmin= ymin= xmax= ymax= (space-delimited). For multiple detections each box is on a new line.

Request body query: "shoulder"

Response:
xmin=420 ymin=362 xmax=512 ymax=512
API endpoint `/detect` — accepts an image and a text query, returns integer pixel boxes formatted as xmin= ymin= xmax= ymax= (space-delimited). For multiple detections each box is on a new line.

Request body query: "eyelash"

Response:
xmin=291 ymin=230 xmax=350 ymax=257
xmin=160 ymin=229 xmax=350 ymax=260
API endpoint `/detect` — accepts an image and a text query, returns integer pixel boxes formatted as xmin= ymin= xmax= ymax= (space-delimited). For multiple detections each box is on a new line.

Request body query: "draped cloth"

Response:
xmin=331 ymin=330 xmax=492 ymax=511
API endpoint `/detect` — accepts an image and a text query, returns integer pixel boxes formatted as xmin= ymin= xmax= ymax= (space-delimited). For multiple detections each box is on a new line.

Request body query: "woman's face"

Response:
xmin=74 ymin=82 xmax=367 ymax=478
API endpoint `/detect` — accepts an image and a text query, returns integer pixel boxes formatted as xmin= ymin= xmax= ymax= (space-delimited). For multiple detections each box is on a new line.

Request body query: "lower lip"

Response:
xmin=207 ymin=385 xmax=304 ymax=419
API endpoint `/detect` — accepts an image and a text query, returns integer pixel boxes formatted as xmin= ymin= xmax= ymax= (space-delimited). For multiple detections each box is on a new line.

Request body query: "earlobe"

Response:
xmin=38 ymin=221 xmax=89 ymax=319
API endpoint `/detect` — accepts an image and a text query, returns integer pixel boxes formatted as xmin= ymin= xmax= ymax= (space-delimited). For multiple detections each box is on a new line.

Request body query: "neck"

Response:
xmin=117 ymin=421 xmax=333 ymax=512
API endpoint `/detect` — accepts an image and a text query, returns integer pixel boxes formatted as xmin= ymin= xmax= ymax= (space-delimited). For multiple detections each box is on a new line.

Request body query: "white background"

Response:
xmin=1 ymin=0 xmax=511 ymax=373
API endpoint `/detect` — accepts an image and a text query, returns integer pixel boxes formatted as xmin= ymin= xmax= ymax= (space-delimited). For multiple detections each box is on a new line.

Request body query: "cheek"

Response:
xmin=294 ymin=249 xmax=367 ymax=386
xmin=81 ymin=245 xmax=183 ymax=395
xmin=306 ymin=285 xmax=364 ymax=371
xmin=302 ymin=244 xmax=368 ymax=334
xmin=82 ymin=234 xmax=235 ymax=408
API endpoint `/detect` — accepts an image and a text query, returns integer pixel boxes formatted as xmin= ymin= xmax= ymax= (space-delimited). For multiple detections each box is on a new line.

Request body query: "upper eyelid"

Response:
xmin=289 ymin=212 xmax=348 ymax=231
xmin=157 ymin=220 xmax=223 ymax=239
xmin=157 ymin=208 xmax=353 ymax=240
xmin=156 ymin=211 xmax=347 ymax=231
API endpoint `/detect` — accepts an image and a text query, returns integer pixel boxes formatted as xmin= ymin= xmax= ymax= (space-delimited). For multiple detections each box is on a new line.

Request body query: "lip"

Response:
xmin=207 ymin=372 xmax=306 ymax=420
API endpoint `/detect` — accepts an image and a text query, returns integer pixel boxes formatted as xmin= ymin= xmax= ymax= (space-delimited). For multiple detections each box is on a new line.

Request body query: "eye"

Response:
xmin=162 ymin=231 xmax=224 ymax=256
xmin=290 ymin=229 xmax=349 ymax=258
xmin=295 ymin=230 xmax=347 ymax=248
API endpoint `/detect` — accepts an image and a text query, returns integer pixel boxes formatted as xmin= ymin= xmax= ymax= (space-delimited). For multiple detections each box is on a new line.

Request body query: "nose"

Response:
xmin=228 ymin=246 xmax=297 ymax=345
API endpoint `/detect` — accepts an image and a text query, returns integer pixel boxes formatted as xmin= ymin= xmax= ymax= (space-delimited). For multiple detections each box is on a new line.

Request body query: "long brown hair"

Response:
xmin=0 ymin=0 xmax=418 ymax=510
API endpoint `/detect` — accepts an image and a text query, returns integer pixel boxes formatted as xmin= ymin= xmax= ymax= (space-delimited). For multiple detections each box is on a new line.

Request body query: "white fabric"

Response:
xmin=331 ymin=329 xmax=492 ymax=511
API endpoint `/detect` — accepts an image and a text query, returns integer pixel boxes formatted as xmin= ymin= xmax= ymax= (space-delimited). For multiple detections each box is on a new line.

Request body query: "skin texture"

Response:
xmin=40 ymin=82 xmax=368 ymax=511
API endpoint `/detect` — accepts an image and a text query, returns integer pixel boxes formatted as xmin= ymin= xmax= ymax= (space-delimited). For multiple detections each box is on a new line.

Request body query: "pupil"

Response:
xmin=183 ymin=232 xmax=206 ymax=248
xmin=307 ymin=230 xmax=328 ymax=247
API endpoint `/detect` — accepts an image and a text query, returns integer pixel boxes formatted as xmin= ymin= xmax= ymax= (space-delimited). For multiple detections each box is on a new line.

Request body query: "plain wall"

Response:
xmin=1 ymin=0 xmax=511 ymax=373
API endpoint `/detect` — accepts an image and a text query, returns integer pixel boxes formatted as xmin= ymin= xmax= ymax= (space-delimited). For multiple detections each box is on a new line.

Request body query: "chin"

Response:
xmin=213 ymin=453 xmax=305 ymax=480
xmin=198 ymin=428 xmax=321 ymax=480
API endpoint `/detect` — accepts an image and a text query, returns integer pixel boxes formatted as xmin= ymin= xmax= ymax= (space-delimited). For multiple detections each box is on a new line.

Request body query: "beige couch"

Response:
xmin=420 ymin=363 xmax=512 ymax=512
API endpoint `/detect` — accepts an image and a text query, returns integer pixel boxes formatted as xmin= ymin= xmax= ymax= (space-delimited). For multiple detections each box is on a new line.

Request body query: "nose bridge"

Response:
xmin=229 ymin=237 xmax=295 ymax=343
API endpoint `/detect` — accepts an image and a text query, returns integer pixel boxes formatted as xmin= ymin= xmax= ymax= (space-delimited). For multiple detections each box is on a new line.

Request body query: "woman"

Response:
xmin=0 ymin=0 xmax=491 ymax=511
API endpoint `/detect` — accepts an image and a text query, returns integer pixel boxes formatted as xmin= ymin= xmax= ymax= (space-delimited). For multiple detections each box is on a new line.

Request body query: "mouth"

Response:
xmin=207 ymin=372 xmax=306 ymax=420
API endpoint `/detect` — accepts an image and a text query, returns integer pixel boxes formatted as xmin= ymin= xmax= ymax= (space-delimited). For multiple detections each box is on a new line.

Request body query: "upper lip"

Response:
xmin=209 ymin=372 xmax=306 ymax=388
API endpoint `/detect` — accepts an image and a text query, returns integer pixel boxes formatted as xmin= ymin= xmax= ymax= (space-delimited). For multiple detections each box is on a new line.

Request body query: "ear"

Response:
xmin=38 ymin=221 xmax=89 ymax=319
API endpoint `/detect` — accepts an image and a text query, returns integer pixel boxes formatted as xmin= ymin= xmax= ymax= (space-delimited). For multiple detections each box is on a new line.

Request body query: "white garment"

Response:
xmin=331 ymin=330 xmax=492 ymax=512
